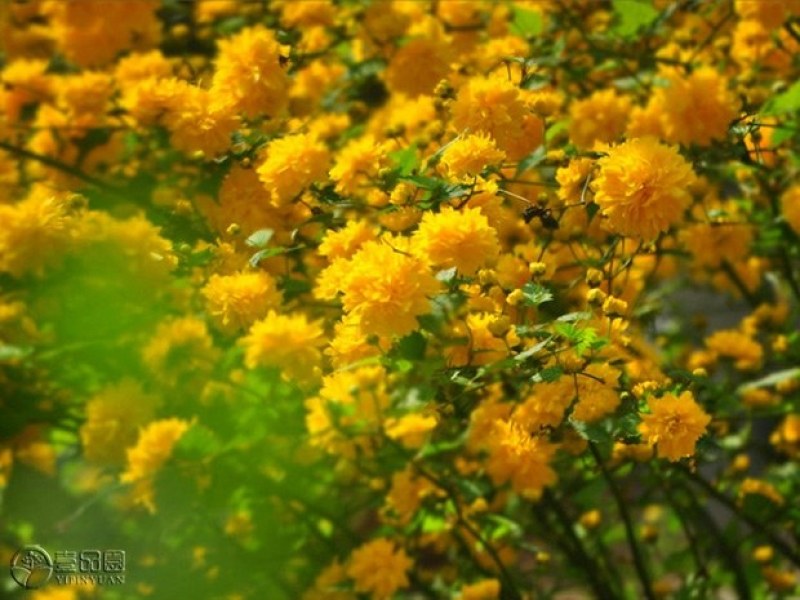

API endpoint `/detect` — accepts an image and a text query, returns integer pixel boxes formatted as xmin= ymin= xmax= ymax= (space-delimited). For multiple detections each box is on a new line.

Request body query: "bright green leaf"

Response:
xmin=510 ymin=6 xmax=543 ymax=38
xmin=762 ymin=80 xmax=800 ymax=115
xmin=612 ymin=0 xmax=659 ymax=38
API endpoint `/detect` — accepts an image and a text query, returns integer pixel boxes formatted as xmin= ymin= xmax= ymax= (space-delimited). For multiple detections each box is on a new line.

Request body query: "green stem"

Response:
xmin=589 ymin=443 xmax=657 ymax=600
xmin=541 ymin=490 xmax=620 ymax=599
xmin=675 ymin=465 xmax=800 ymax=569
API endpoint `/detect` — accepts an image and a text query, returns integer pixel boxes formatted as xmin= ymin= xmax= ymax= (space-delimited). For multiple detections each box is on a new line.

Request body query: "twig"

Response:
xmin=589 ymin=443 xmax=657 ymax=600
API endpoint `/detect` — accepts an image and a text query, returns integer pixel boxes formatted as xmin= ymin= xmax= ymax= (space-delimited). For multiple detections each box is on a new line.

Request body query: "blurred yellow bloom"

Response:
xmin=240 ymin=310 xmax=325 ymax=381
xmin=346 ymin=538 xmax=413 ymax=600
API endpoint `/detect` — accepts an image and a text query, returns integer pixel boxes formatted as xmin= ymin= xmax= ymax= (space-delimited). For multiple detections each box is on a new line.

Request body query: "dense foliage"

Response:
xmin=2 ymin=1 xmax=800 ymax=599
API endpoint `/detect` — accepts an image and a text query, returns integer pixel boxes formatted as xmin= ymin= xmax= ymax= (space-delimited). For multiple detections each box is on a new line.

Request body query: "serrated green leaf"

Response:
xmin=521 ymin=282 xmax=554 ymax=307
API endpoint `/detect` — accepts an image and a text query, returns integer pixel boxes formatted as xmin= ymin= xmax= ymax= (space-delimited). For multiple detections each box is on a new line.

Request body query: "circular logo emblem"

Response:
xmin=10 ymin=545 xmax=53 ymax=589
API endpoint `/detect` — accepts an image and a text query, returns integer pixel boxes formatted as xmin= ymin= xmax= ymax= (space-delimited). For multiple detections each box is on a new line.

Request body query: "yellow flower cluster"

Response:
xmin=2 ymin=0 xmax=800 ymax=597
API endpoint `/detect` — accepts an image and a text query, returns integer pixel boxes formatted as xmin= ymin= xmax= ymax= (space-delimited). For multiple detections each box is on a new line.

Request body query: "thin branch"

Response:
xmin=589 ymin=443 xmax=656 ymax=600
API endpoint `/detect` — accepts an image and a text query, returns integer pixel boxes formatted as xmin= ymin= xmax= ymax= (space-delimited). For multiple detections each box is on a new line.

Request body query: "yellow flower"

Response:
xmin=329 ymin=135 xmax=391 ymax=196
xmin=302 ymin=559 xmax=353 ymax=600
xmin=572 ymin=363 xmax=621 ymax=423
xmin=770 ymin=414 xmax=800 ymax=457
xmin=162 ymin=86 xmax=238 ymax=156
xmin=734 ymin=0 xmax=796 ymax=29
xmin=450 ymin=75 xmax=543 ymax=160
xmin=240 ymin=310 xmax=325 ymax=381
xmin=318 ymin=220 xmax=377 ymax=261
xmin=334 ymin=240 xmax=441 ymax=337
xmin=384 ymin=468 xmax=435 ymax=525
xmin=43 ymin=0 xmax=160 ymax=68
xmin=257 ymin=133 xmax=330 ymax=206
xmin=121 ymin=418 xmax=191 ymax=512
xmin=80 ymin=380 xmax=159 ymax=465
xmin=680 ymin=221 xmax=753 ymax=268
xmin=705 ymin=329 xmax=763 ymax=371
xmin=568 ymin=89 xmax=632 ymax=150
xmin=639 ymin=391 xmax=711 ymax=461
xmin=306 ymin=366 xmax=389 ymax=457
xmin=650 ymin=67 xmax=739 ymax=146
xmin=739 ymin=477 xmax=784 ymax=506
xmin=0 ymin=190 xmax=77 ymax=277
xmin=346 ymin=538 xmax=413 ymax=600
xmin=412 ymin=207 xmax=500 ymax=275
xmin=202 ymin=271 xmax=282 ymax=332
xmin=385 ymin=37 xmax=451 ymax=97
xmin=592 ymin=138 xmax=696 ymax=239
xmin=385 ymin=414 xmax=437 ymax=449
xmin=142 ymin=316 xmax=219 ymax=384
xmin=440 ymin=133 xmax=506 ymax=180
xmin=780 ymin=184 xmax=800 ymax=235
xmin=445 ymin=313 xmax=508 ymax=367
xmin=280 ymin=0 xmax=335 ymax=27
xmin=516 ymin=378 xmax=574 ymax=430
xmin=486 ymin=419 xmax=558 ymax=498
xmin=556 ymin=157 xmax=594 ymax=204
xmin=212 ymin=25 xmax=289 ymax=118
xmin=114 ymin=50 xmax=172 ymax=85
xmin=459 ymin=579 xmax=501 ymax=600
xmin=324 ymin=314 xmax=383 ymax=368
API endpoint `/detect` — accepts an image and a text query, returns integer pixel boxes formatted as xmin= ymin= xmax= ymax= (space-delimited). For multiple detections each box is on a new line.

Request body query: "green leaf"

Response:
xmin=245 ymin=228 xmax=274 ymax=248
xmin=556 ymin=311 xmax=592 ymax=322
xmin=510 ymin=6 xmax=543 ymax=38
xmin=521 ymin=282 xmax=554 ymax=307
xmin=485 ymin=514 xmax=522 ymax=541
xmin=399 ymin=174 xmax=441 ymax=190
xmin=612 ymin=0 xmax=659 ymax=38
xmin=570 ymin=417 xmax=612 ymax=445
xmin=389 ymin=145 xmax=418 ymax=176
xmin=397 ymin=331 xmax=427 ymax=361
xmin=762 ymin=80 xmax=800 ymax=115
xmin=516 ymin=145 xmax=546 ymax=176
xmin=420 ymin=436 xmax=464 ymax=458
xmin=738 ymin=368 xmax=800 ymax=392
xmin=532 ymin=366 xmax=563 ymax=383
xmin=421 ymin=513 xmax=448 ymax=533
xmin=0 ymin=344 xmax=33 ymax=361
xmin=436 ymin=267 xmax=458 ymax=282
xmin=174 ymin=425 xmax=221 ymax=461
xmin=770 ymin=121 xmax=797 ymax=145
xmin=248 ymin=247 xmax=286 ymax=267
xmin=514 ymin=337 xmax=552 ymax=363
